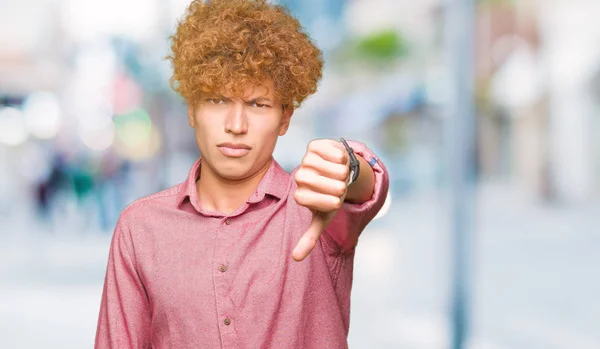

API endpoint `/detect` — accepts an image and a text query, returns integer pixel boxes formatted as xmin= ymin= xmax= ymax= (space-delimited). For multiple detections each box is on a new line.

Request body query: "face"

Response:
xmin=187 ymin=80 xmax=293 ymax=182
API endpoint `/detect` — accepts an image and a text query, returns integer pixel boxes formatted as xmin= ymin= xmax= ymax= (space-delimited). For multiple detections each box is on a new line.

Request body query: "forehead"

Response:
xmin=214 ymin=80 xmax=277 ymax=99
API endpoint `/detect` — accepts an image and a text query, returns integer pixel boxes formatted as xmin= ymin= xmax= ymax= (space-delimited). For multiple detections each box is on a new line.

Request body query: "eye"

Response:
xmin=207 ymin=98 xmax=226 ymax=105
xmin=250 ymin=101 xmax=270 ymax=108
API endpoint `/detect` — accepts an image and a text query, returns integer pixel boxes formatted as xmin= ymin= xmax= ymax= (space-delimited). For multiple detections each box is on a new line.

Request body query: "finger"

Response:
xmin=292 ymin=211 xmax=333 ymax=261
xmin=308 ymin=140 xmax=348 ymax=165
xmin=293 ymin=187 xmax=343 ymax=213
xmin=295 ymin=169 xmax=347 ymax=198
xmin=301 ymin=152 xmax=349 ymax=181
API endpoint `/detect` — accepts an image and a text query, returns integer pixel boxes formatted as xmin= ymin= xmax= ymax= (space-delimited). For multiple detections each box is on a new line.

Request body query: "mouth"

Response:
xmin=217 ymin=142 xmax=252 ymax=150
xmin=217 ymin=142 xmax=252 ymax=158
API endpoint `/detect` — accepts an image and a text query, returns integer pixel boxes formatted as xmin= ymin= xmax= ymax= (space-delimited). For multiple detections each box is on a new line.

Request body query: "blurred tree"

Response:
xmin=332 ymin=29 xmax=409 ymax=69
xmin=355 ymin=29 xmax=408 ymax=62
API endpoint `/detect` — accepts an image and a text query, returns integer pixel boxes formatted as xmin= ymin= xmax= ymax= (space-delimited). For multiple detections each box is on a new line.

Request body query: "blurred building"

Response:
xmin=1 ymin=1 xmax=600 ymax=349
xmin=471 ymin=0 xmax=600 ymax=203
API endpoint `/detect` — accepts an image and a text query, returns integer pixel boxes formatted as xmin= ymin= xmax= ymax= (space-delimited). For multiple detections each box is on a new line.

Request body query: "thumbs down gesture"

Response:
xmin=292 ymin=139 xmax=350 ymax=261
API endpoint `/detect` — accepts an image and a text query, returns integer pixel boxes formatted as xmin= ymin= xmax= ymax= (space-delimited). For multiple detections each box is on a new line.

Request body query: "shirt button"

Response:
xmin=224 ymin=318 xmax=231 ymax=326
xmin=225 ymin=218 xmax=232 ymax=225
xmin=219 ymin=265 xmax=228 ymax=272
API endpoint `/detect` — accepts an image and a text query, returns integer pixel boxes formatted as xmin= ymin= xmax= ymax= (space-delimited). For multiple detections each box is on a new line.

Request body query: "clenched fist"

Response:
xmin=292 ymin=139 xmax=350 ymax=261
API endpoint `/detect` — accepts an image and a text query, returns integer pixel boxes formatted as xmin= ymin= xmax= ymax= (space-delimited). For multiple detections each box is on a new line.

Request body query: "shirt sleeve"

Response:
xmin=95 ymin=215 xmax=152 ymax=349
xmin=321 ymin=140 xmax=390 ymax=252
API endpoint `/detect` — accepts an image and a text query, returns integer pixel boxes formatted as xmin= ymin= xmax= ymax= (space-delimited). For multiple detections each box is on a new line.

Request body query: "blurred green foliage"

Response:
xmin=354 ymin=29 xmax=408 ymax=62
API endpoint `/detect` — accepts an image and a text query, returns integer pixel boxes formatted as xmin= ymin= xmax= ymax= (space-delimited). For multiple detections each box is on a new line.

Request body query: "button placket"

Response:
xmin=215 ymin=218 xmax=235 ymax=342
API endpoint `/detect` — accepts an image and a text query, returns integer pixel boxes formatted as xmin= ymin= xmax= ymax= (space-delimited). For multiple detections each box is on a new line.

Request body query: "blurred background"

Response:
xmin=1 ymin=0 xmax=599 ymax=348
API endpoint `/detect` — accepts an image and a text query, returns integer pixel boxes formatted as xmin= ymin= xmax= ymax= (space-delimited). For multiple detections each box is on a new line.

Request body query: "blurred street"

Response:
xmin=1 ymin=182 xmax=598 ymax=349
xmin=2 ymin=0 xmax=600 ymax=347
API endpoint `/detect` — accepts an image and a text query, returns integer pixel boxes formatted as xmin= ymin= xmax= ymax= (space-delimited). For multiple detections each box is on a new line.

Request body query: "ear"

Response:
xmin=278 ymin=105 xmax=294 ymax=136
xmin=187 ymin=104 xmax=196 ymax=128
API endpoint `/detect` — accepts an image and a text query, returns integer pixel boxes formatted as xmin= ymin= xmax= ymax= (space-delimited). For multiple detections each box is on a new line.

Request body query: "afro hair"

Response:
xmin=168 ymin=0 xmax=324 ymax=108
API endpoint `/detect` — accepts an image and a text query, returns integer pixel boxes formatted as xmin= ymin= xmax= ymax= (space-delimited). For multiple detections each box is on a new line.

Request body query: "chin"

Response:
xmin=215 ymin=163 xmax=255 ymax=180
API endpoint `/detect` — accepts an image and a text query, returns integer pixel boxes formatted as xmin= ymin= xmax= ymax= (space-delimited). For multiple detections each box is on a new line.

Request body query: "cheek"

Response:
xmin=194 ymin=117 xmax=220 ymax=138
xmin=252 ymin=121 xmax=281 ymax=143
xmin=192 ymin=124 xmax=216 ymax=155
xmin=252 ymin=113 xmax=282 ymax=132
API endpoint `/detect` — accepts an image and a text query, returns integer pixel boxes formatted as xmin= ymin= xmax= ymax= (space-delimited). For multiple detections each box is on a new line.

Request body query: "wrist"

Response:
xmin=345 ymin=155 xmax=374 ymax=203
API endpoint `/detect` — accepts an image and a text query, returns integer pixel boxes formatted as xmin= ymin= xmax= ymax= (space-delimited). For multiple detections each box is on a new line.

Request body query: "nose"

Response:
xmin=224 ymin=101 xmax=248 ymax=135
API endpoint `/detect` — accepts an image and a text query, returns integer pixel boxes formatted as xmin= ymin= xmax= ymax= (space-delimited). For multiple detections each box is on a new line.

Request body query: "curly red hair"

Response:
xmin=167 ymin=0 xmax=323 ymax=108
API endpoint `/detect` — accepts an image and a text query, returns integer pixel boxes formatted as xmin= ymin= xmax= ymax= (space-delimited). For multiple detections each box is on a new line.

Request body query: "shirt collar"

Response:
xmin=175 ymin=157 xmax=289 ymax=210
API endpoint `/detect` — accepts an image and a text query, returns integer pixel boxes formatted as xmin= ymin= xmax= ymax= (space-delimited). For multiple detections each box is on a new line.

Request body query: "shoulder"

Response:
xmin=118 ymin=184 xmax=182 ymax=225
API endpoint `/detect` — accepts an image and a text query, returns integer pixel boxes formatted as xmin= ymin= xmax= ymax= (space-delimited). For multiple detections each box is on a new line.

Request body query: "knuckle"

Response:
xmin=294 ymin=169 xmax=308 ymax=184
xmin=293 ymin=190 xmax=303 ymax=204
xmin=300 ymin=154 xmax=308 ymax=166
xmin=332 ymin=197 xmax=343 ymax=210
xmin=333 ymin=182 xmax=346 ymax=197
xmin=293 ymin=172 xmax=301 ymax=186
xmin=339 ymin=166 xmax=350 ymax=179
xmin=295 ymin=169 xmax=315 ymax=186
xmin=339 ymin=183 xmax=348 ymax=196
xmin=301 ymin=152 xmax=315 ymax=167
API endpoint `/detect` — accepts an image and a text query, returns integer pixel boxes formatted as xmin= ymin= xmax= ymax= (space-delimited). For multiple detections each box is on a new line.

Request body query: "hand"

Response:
xmin=292 ymin=139 xmax=350 ymax=261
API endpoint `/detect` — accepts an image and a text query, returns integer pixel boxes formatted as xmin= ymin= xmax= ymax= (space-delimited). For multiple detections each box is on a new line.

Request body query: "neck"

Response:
xmin=196 ymin=158 xmax=272 ymax=215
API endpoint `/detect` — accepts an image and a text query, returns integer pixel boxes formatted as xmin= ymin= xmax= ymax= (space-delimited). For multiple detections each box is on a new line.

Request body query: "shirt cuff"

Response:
xmin=322 ymin=140 xmax=390 ymax=252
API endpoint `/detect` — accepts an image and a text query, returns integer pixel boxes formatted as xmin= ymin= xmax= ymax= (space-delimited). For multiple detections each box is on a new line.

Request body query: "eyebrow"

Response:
xmin=204 ymin=94 xmax=227 ymax=99
xmin=244 ymin=97 xmax=273 ymax=103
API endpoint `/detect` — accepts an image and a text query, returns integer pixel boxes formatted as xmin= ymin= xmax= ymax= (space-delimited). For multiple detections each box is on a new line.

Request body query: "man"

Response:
xmin=95 ymin=0 xmax=389 ymax=348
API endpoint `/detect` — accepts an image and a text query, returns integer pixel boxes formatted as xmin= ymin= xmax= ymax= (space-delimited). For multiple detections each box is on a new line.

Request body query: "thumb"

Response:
xmin=292 ymin=210 xmax=335 ymax=262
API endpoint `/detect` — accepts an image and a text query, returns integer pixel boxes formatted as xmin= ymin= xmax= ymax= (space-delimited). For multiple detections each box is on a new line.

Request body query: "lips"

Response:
xmin=217 ymin=142 xmax=251 ymax=150
xmin=217 ymin=142 xmax=251 ymax=158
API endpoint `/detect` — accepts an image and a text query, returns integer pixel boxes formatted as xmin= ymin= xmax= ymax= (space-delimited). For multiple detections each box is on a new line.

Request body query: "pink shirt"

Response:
xmin=95 ymin=140 xmax=389 ymax=349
